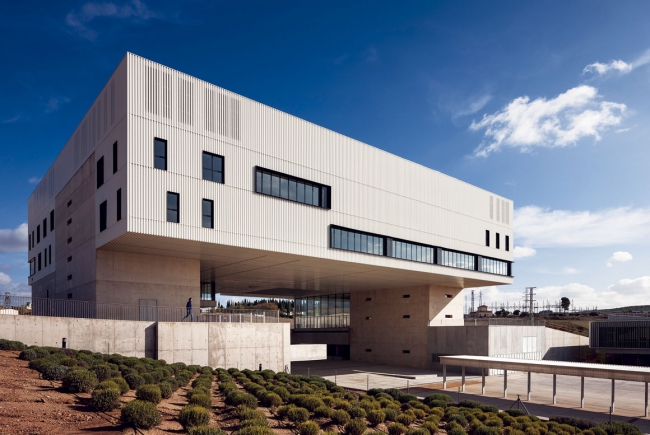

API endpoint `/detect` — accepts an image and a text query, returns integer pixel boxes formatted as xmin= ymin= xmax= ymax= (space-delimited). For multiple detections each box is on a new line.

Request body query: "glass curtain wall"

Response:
xmin=295 ymin=293 xmax=350 ymax=329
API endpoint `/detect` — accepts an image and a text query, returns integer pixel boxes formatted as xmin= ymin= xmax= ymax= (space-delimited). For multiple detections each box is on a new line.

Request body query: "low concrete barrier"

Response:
xmin=290 ymin=344 xmax=327 ymax=361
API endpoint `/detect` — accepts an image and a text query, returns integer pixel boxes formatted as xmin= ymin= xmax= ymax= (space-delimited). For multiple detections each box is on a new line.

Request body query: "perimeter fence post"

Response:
xmin=580 ymin=377 xmax=585 ymax=408
xmin=461 ymin=366 xmax=466 ymax=392
xmin=552 ymin=374 xmax=557 ymax=404
xmin=504 ymin=369 xmax=508 ymax=398
xmin=443 ymin=365 xmax=447 ymax=389
xmin=481 ymin=368 xmax=485 ymax=395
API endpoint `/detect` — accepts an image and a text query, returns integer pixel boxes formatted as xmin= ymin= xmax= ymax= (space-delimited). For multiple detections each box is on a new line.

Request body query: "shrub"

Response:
xmin=550 ymin=417 xmax=596 ymax=430
xmin=278 ymin=404 xmax=297 ymax=419
xmin=261 ymin=392 xmax=283 ymax=408
xmin=479 ymin=405 xmax=499 ymax=414
xmin=388 ymin=423 xmax=407 ymax=435
xmin=19 ymin=349 xmax=39 ymax=361
xmin=189 ymin=427 xmax=226 ymax=435
xmin=484 ymin=418 xmax=503 ymax=428
xmin=92 ymin=387 xmax=121 ymax=411
xmin=424 ymin=394 xmax=453 ymax=406
xmin=331 ymin=409 xmax=352 ymax=426
xmin=447 ymin=414 xmax=468 ymax=427
xmin=159 ymin=382 xmax=173 ymax=399
xmin=396 ymin=413 xmax=415 ymax=426
xmin=406 ymin=429 xmax=430 ymax=435
xmin=298 ymin=421 xmax=321 ymax=435
xmin=62 ymin=369 xmax=98 ymax=393
xmin=345 ymin=418 xmax=367 ymax=435
xmin=411 ymin=408 xmax=426 ymax=419
xmin=448 ymin=429 xmax=468 ymax=435
xmin=90 ymin=365 xmax=112 ymax=382
xmin=43 ymin=364 xmax=70 ymax=381
xmin=598 ymin=421 xmax=642 ymax=435
xmin=0 ymin=339 xmax=26 ymax=351
xmin=273 ymin=386 xmax=290 ymax=401
xmin=121 ymin=400 xmax=161 ymax=429
xmin=367 ymin=409 xmax=386 ymax=426
xmin=505 ymin=409 xmax=526 ymax=417
xmin=458 ymin=400 xmax=482 ymax=409
xmin=350 ymin=406 xmax=367 ymax=419
xmin=190 ymin=393 xmax=212 ymax=409
xmin=136 ymin=385 xmax=162 ymax=404
xmin=141 ymin=373 xmax=155 ymax=384
xmin=236 ymin=426 xmax=274 ymax=435
xmin=232 ymin=392 xmax=259 ymax=409
xmin=475 ymin=426 xmax=499 ymax=435
xmin=314 ymin=405 xmax=332 ymax=418
xmin=124 ymin=373 xmax=145 ymax=390
xmin=591 ymin=429 xmax=607 ymax=435
xmin=421 ymin=421 xmax=439 ymax=434
xmin=287 ymin=406 xmax=310 ymax=424
xmin=188 ymin=387 xmax=210 ymax=401
xmin=95 ymin=380 xmax=120 ymax=390
xmin=385 ymin=408 xmax=398 ymax=421
xmin=179 ymin=405 xmax=211 ymax=429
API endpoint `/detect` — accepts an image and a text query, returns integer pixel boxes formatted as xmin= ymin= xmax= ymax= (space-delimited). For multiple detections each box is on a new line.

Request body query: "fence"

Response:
xmin=0 ymin=294 xmax=279 ymax=323
xmin=464 ymin=318 xmax=546 ymax=327
xmin=294 ymin=314 xmax=350 ymax=329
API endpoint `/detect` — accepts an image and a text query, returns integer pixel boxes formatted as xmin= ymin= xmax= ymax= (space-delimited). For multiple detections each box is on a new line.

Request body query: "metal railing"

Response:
xmin=0 ymin=295 xmax=279 ymax=323
xmin=294 ymin=314 xmax=350 ymax=329
xmin=464 ymin=318 xmax=546 ymax=327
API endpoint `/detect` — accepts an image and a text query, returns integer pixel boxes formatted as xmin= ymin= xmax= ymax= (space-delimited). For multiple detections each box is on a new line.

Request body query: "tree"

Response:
xmin=513 ymin=310 xmax=520 ymax=316
xmin=560 ymin=297 xmax=571 ymax=312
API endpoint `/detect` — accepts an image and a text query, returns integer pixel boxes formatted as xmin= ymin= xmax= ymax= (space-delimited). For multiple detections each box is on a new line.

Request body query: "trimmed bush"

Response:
xmin=367 ymin=410 xmax=386 ymax=427
xmin=62 ymin=369 xmax=98 ymax=393
xmin=287 ymin=406 xmax=310 ymax=424
xmin=179 ymin=404 xmax=211 ymax=429
xmin=43 ymin=364 xmax=70 ymax=381
xmin=92 ymin=386 xmax=121 ymax=411
xmin=188 ymin=387 xmax=210 ymax=401
xmin=505 ymin=409 xmax=526 ymax=417
xmin=331 ymin=409 xmax=351 ymax=426
xmin=0 ymin=339 xmax=26 ymax=351
xmin=136 ymin=384 xmax=162 ymax=404
xmin=236 ymin=426 xmax=274 ymax=435
xmin=406 ymin=429 xmax=430 ymax=435
xmin=474 ymin=426 xmax=499 ymax=435
xmin=298 ymin=421 xmax=321 ymax=435
xmin=110 ymin=377 xmax=130 ymax=395
xmin=314 ymin=405 xmax=332 ymax=419
xmin=598 ymin=421 xmax=642 ymax=435
xmin=388 ymin=423 xmax=407 ymax=435
xmin=124 ymin=373 xmax=145 ymax=390
xmin=190 ymin=393 xmax=212 ymax=409
xmin=421 ymin=421 xmax=439 ymax=434
xmin=396 ymin=413 xmax=415 ymax=426
xmin=19 ymin=349 xmax=39 ymax=361
xmin=189 ymin=427 xmax=226 ymax=435
xmin=141 ymin=373 xmax=155 ymax=384
xmin=261 ymin=392 xmax=283 ymax=408
xmin=448 ymin=429 xmax=468 ymax=435
xmin=121 ymin=400 xmax=161 ymax=429
xmin=95 ymin=380 xmax=120 ymax=390
xmin=90 ymin=365 xmax=112 ymax=382
xmin=345 ymin=418 xmax=367 ymax=435
xmin=384 ymin=408 xmax=398 ymax=422
xmin=273 ymin=386 xmax=290 ymax=401
xmin=350 ymin=406 xmax=367 ymax=419
xmin=159 ymin=381 xmax=173 ymax=399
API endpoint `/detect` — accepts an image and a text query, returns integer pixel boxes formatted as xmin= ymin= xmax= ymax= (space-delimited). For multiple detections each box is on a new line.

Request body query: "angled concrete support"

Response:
xmin=461 ymin=366 xmax=466 ymax=392
xmin=552 ymin=374 xmax=557 ymax=404
xmin=443 ymin=365 xmax=447 ymax=389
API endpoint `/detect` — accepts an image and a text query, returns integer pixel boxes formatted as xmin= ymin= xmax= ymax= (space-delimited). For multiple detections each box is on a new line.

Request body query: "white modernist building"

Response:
xmin=28 ymin=53 xmax=514 ymax=368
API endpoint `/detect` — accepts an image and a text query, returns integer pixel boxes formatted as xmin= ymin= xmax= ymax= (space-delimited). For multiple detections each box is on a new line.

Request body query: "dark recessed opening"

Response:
xmin=403 ymin=315 xmax=410 ymax=319
xmin=67 ymin=275 xmax=72 ymax=281
xmin=67 ymin=219 xmax=72 ymax=225
xmin=365 ymin=316 xmax=371 ymax=320
xmin=403 ymin=294 xmax=410 ymax=298
xmin=67 ymin=256 xmax=72 ymax=262
xmin=365 ymin=349 xmax=372 ymax=352
xmin=402 ymin=350 xmax=410 ymax=354
xmin=67 ymin=237 xmax=72 ymax=244
xmin=365 ymin=297 xmax=372 ymax=301
xmin=67 ymin=293 xmax=72 ymax=299
xmin=67 ymin=200 xmax=72 ymax=207
xmin=445 ymin=314 xmax=453 ymax=318
xmin=445 ymin=294 xmax=452 ymax=298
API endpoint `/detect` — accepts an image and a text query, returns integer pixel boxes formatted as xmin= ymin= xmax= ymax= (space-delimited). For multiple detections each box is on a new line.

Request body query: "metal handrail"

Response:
xmin=0 ymin=294 xmax=279 ymax=323
xmin=464 ymin=318 xmax=546 ymax=326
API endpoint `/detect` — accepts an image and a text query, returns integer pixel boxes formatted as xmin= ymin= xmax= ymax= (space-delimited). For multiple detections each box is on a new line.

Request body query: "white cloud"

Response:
xmin=363 ymin=46 xmax=379 ymax=63
xmin=27 ymin=177 xmax=41 ymax=185
xmin=45 ymin=96 xmax=71 ymax=113
xmin=0 ymin=223 xmax=28 ymax=253
xmin=2 ymin=115 xmax=20 ymax=124
xmin=472 ymin=279 xmax=648 ymax=310
xmin=66 ymin=0 xmax=159 ymax=40
xmin=606 ymin=251 xmax=633 ymax=267
xmin=514 ymin=205 xmax=650 ymax=248
xmin=513 ymin=246 xmax=536 ymax=259
xmin=455 ymin=94 xmax=492 ymax=117
xmin=470 ymin=85 xmax=626 ymax=157
xmin=0 ymin=272 xmax=30 ymax=296
xmin=561 ymin=267 xmax=579 ymax=275
xmin=583 ymin=49 xmax=650 ymax=76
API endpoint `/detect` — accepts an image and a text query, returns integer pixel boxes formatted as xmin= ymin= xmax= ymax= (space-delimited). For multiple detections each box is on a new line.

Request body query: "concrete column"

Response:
xmin=461 ymin=366 xmax=466 ymax=392
xmin=443 ymin=365 xmax=447 ymax=389
xmin=504 ymin=369 xmax=508 ymax=398
xmin=611 ymin=379 xmax=615 ymax=412
xmin=645 ymin=382 xmax=648 ymax=418
xmin=527 ymin=371 xmax=532 ymax=401
xmin=580 ymin=377 xmax=585 ymax=408
xmin=552 ymin=374 xmax=557 ymax=404
xmin=481 ymin=368 xmax=486 ymax=395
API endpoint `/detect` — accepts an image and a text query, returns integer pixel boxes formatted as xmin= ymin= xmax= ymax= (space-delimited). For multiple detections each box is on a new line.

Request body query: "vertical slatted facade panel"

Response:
xmin=121 ymin=53 xmax=511 ymax=274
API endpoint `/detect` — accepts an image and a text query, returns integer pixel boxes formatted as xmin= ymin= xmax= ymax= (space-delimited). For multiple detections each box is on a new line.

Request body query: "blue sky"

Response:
xmin=1 ymin=1 xmax=649 ymax=309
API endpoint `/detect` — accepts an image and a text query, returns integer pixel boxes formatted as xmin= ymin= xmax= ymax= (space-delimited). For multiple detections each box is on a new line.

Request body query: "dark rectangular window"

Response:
xmin=387 ymin=237 xmax=435 ymax=264
xmin=330 ymin=226 xmax=383 ymax=256
xmin=67 ymin=293 xmax=72 ymax=299
xmin=99 ymin=201 xmax=107 ymax=232
xmin=48 ymin=245 xmax=51 ymax=265
xmin=112 ymin=141 xmax=118 ymax=174
xmin=479 ymin=256 xmax=510 ymax=276
xmin=154 ymin=138 xmax=167 ymax=170
xmin=167 ymin=192 xmax=179 ymax=223
xmin=67 ymin=275 xmax=72 ymax=281
xmin=402 ymin=350 xmax=411 ymax=354
xmin=38 ymin=253 xmax=41 ymax=271
xmin=67 ymin=218 xmax=72 ymax=225
xmin=255 ymin=167 xmax=330 ymax=209
xmin=116 ymin=189 xmax=122 ymax=221
xmin=403 ymin=294 xmax=410 ymax=299
xmin=37 ymin=225 xmax=40 ymax=243
xmin=67 ymin=256 xmax=72 ymax=262
xmin=31 ymin=231 xmax=34 ymax=248
xmin=202 ymin=199 xmax=214 ymax=228
xmin=28 ymin=234 xmax=31 ymax=251
xmin=97 ymin=156 xmax=104 ymax=188
xmin=29 ymin=258 xmax=35 ymax=276
xmin=201 ymin=282 xmax=215 ymax=301
xmin=43 ymin=247 xmax=47 ymax=267
xmin=43 ymin=219 xmax=47 ymax=238
xmin=505 ymin=235 xmax=510 ymax=252
xmin=496 ymin=233 xmax=500 ymax=249
xmin=485 ymin=230 xmax=490 ymax=247
xmin=438 ymin=248 xmax=476 ymax=271
xmin=50 ymin=210 xmax=54 ymax=231
xmin=403 ymin=315 xmax=410 ymax=319
xmin=67 ymin=200 xmax=72 ymax=207
xmin=202 ymin=152 xmax=224 ymax=183
xmin=67 ymin=237 xmax=72 ymax=244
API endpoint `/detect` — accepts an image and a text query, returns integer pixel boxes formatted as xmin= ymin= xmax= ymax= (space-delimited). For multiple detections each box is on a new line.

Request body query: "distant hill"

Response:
xmin=598 ymin=305 xmax=650 ymax=313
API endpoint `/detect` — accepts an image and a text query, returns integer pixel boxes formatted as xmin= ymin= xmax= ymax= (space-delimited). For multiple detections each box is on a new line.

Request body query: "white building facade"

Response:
xmin=28 ymin=53 xmax=514 ymax=368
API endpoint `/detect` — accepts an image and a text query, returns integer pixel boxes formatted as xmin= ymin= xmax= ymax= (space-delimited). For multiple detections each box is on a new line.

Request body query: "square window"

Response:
xmin=202 ymin=152 xmax=224 ymax=183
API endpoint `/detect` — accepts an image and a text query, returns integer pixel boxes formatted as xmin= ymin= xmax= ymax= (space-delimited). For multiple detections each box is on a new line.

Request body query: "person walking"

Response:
xmin=182 ymin=297 xmax=193 ymax=322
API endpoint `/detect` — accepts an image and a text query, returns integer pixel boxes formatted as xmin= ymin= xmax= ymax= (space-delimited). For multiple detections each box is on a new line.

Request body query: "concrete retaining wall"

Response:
xmin=544 ymin=327 xmax=591 ymax=361
xmin=290 ymin=344 xmax=327 ymax=361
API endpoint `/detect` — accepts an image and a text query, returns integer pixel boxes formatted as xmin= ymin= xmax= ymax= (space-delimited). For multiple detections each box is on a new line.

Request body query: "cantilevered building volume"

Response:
xmin=28 ymin=53 xmax=514 ymax=368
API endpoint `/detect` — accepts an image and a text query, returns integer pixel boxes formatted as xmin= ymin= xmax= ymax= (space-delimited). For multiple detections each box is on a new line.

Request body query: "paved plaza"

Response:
xmin=292 ymin=360 xmax=650 ymax=434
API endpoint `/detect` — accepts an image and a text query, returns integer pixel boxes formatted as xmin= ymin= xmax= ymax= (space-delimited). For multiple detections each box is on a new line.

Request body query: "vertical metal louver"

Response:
xmin=205 ymin=88 xmax=215 ymax=132
xmin=502 ymin=201 xmax=507 ymax=225
xmin=489 ymin=196 xmax=493 ymax=220
xmin=145 ymin=66 xmax=159 ymax=115
xmin=178 ymin=78 xmax=193 ymax=125
xmin=103 ymin=89 xmax=107 ymax=133
xmin=98 ymin=96 xmax=102 ymax=139
xmin=110 ymin=80 xmax=115 ymax=125
xmin=161 ymin=72 xmax=171 ymax=119
xmin=231 ymin=98 xmax=240 ymax=140
xmin=218 ymin=93 xmax=228 ymax=136
xmin=496 ymin=198 xmax=501 ymax=222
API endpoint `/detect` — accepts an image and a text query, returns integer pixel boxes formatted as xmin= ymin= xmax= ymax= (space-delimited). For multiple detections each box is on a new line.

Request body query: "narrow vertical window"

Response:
xmin=97 ymin=156 xmax=104 ymax=188
xmin=37 ymin=225 xmax=40 ymax=243
xmin=38 ymin=253 xmax=41 ymax=271
xmin=32 ymin=231 xmax=35 ymax=247
xmin=48 ymin=244 xmax=51 ymax=265
xmin=28 ymin=234 xmax=31 ymax=251
xmin=202 ymin=152 xmax=224 ymax=183
xmin=113 ymin=141 xmax=118 ymax=174
xmin=43 ymin=218 xmax=47 ymax=238
xmin=202 ymin=199 xmax=214 ymax=228
xmin=154 ymin=138 xmax=167 ymax=170
xmin=167 ymin=192 xmax=179 ymax=223
xmin=116 ymin=189 xmax=122 ymax=221
xmin=44 ymin=247 xmax=47 ymax=267
xmin=485 ymin=230 xmax=490 ymax=247
xmin=496 ymin=233 xmax=500 ymax=249
xmin=99 ymin=201 xmax=107 ymax=232
xmin=505 ymin=235 xmax=510 ymax=252
xmin=50 ymin=210 xmax=54 ymax=231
